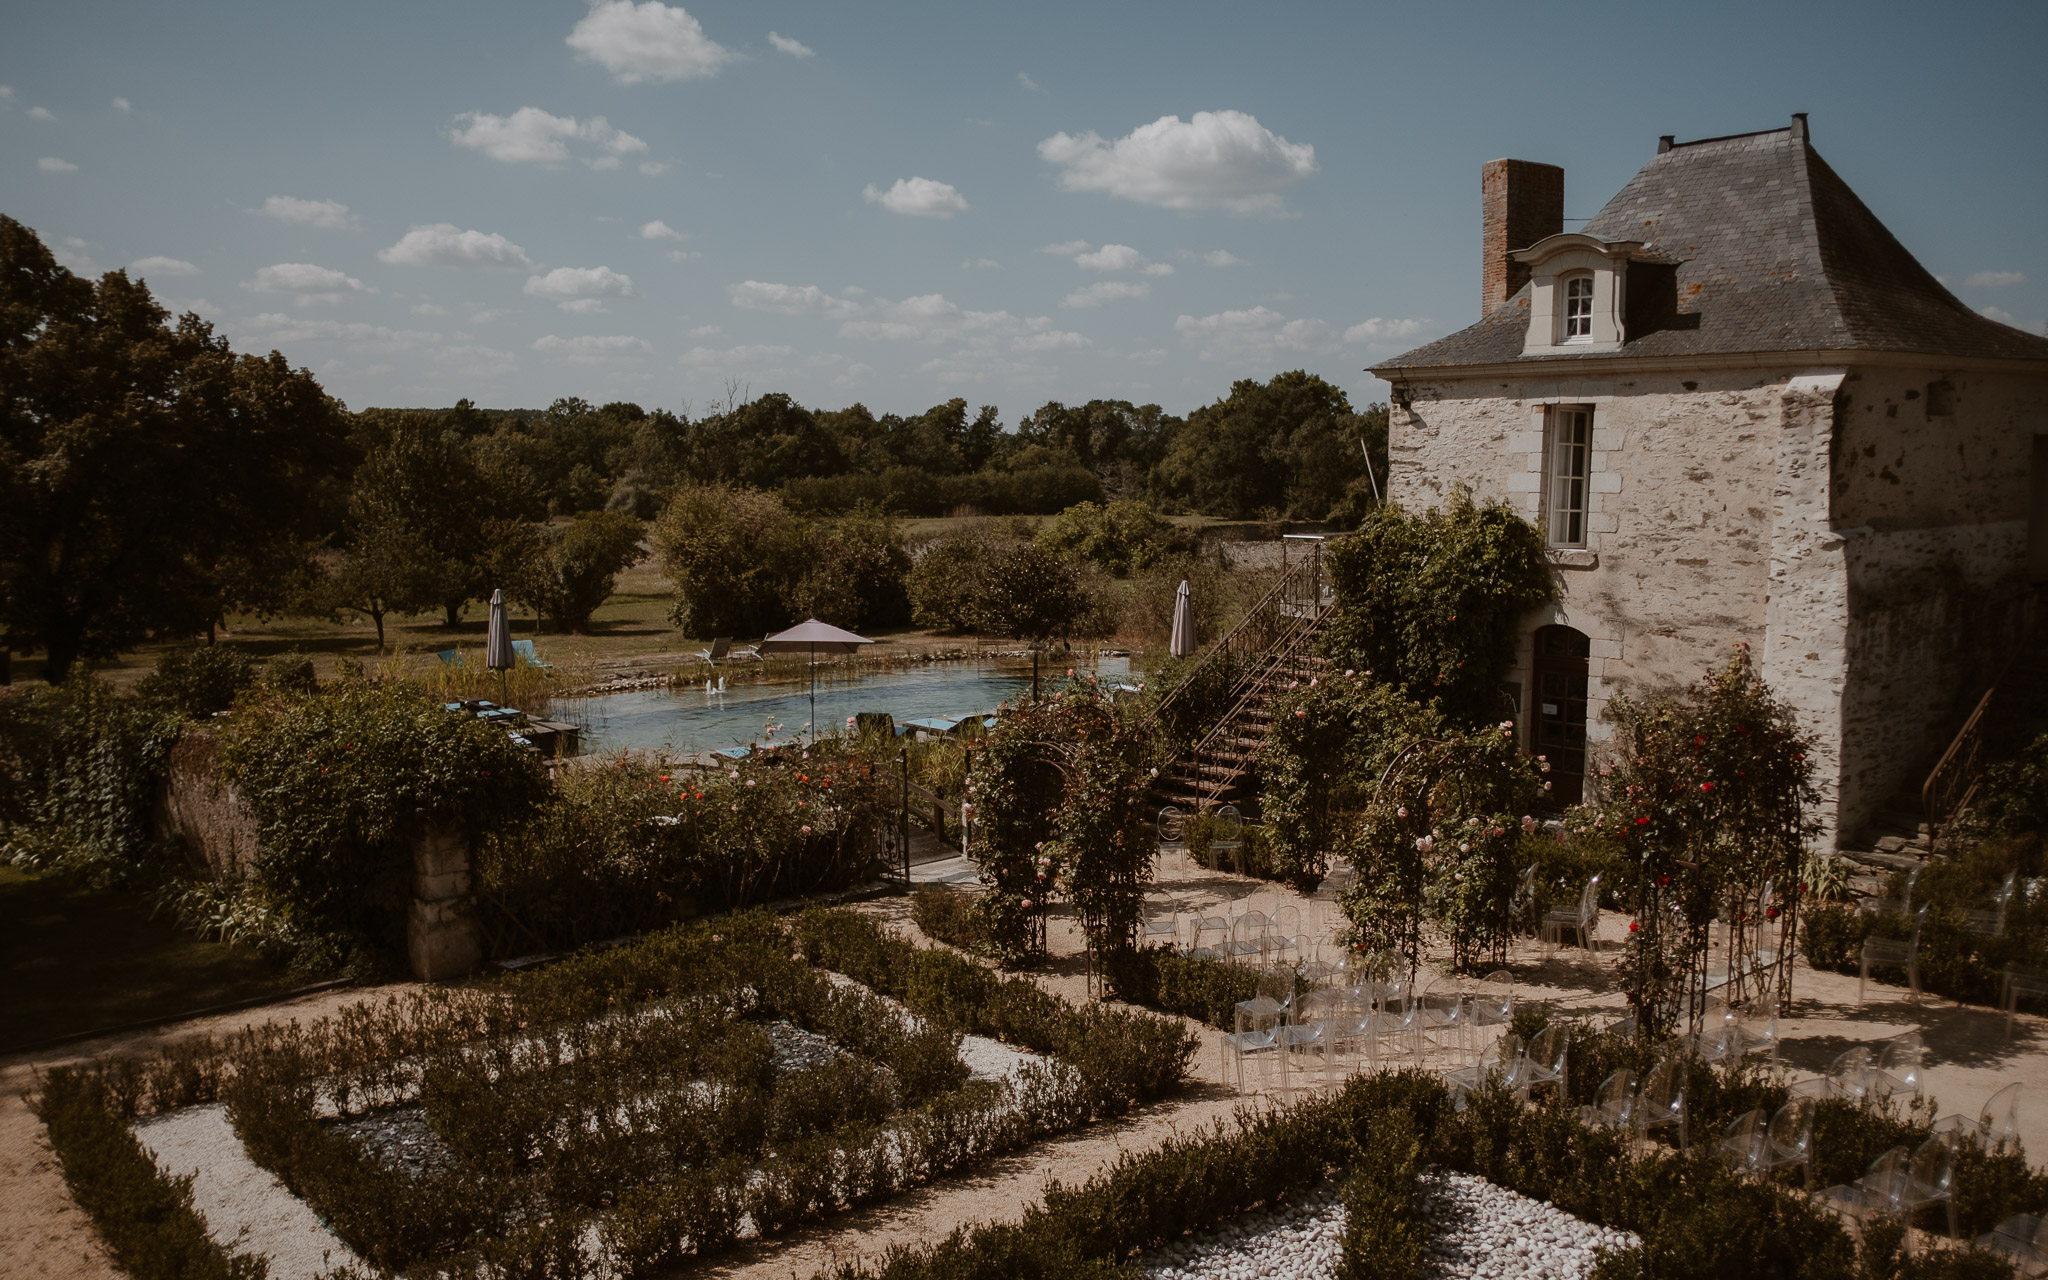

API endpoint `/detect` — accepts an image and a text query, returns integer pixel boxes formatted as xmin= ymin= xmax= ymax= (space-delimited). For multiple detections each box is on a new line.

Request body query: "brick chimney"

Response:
xmin=1481 ymin=158 xmax=1564 ymax=317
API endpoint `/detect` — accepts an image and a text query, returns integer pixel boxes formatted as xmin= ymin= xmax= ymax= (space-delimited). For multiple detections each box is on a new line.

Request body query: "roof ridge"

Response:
xmin=1668 ymin=124 xmax=1795 ymax=150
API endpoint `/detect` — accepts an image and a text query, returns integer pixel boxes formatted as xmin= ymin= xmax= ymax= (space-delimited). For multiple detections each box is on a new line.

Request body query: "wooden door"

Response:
xmin=1532 ymin=626 xmax=1590 ymax=806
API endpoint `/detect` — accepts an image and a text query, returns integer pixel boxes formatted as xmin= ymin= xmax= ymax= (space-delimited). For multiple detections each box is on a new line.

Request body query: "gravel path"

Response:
xmin=1134 ymin=1173 xmax=1639 ymax=1280
xmin=132 ymin=1104 xmax=362 ymax=1280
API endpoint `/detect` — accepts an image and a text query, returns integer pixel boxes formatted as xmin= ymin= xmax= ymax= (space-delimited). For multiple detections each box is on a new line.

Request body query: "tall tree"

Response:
xmin=1152 ymin=371 xmax=1370 ymax=519
xmin=0 ymin=217 xmax=351 ymax=681
xmin=345 ymin=415 xmax=495 ymax=627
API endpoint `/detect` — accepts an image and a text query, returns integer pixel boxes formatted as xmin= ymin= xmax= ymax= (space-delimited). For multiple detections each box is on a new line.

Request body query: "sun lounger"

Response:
xmin=511 ymin=639 xmax=552 ymax=669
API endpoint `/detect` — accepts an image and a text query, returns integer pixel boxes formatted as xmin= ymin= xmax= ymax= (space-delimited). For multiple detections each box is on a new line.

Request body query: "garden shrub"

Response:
xmin=1337 ymin=1110 xmax=1425 ymax=1280
xmin=33 ymin=1066 xmax=266 ymax=1280
xmin=136 ymin=645 xmax=258 ymax=718
xmin=911 ymin=884 xmax=990 ymax=954
xmin=1099 ymin=945 xmax=1261 ymax=1030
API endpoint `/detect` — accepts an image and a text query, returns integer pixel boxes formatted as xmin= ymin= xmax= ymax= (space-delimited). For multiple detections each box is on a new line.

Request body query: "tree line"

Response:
xmin=0 ymin=215 xmax=1387 ymax=680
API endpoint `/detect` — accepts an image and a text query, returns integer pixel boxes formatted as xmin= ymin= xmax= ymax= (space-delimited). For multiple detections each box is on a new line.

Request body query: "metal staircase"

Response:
xmin=1140 ymin=540 xmax=1337 ymax=818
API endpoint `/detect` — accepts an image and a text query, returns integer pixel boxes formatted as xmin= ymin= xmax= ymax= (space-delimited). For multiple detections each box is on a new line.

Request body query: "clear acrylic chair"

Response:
xmin=1578 ymin=1067 xmax=1638 ymax=1131
xmin=1819 ymin=1145 xmax=1913 ymax=1225
xmin=1420 ymin=976 xmax=1471 ymax=1058
xmin=1693 ymin=1004 xmax=1743 ymax=1066
xmin=1445 ymin=1032 xmax=1525 ymax=1110
xmin=1541 ymin=875 xmax=1602 ymax=952
xmin=1870 ymin=1030 xmax=1925 ymax=1101
xmin=1717 ymin=1108 xmax=1769 ymax=1175
xmin=1934 ymin=1082 xmax=2022 ymax=1149
xmin=1965 ymin=871 xmax=2019 ymax=937
xmin=1901 ymin=1135 xmax=1960 ymax=1239
xmin=1224 ymin=995 xmax=1281 ymax=1091
xmin=2005 ymin=965 xmax=2048 ymax=1038
xmin=1760 ymin=1096 xmax=1817 ymax=1188
xmin=1858 ymin=908 xmax=1925 ymax=1006
xmin=1737 ymin=1008 xmax=1781 ymax=1064
xmin=1790 ymin=1044 xmax=1876 ymax=1103
xmin=1508 ymin=862 xmax=1538 ymax=935
xmin=1376 ymin=974 xmax=1423 ymax=1063
xmin=1280 ymin=988 xmax=1342 ymax=1094
xmin=1226 ymin=910 xmax=1269 ymax=964
xmin=1974 ymin=1213 xmax=2048 ymax=1276
xmin=1638 ymin=1057 xmax=1689 ymax=1150
xmin=1861 ymin=864 xmax=1921 ymax=918
xmin=1521 ymin=1022 xmax=1569 ymax=1100
xmin=1192 ymin=902 xmax=1231 ymax=954
xmin=1142 ymin=899 xmax=1183 ymax=950
xmin=1470 ymin=969 xmax=1515 ymax=1044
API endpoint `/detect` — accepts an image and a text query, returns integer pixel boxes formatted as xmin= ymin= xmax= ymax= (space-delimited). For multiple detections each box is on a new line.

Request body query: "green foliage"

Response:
xmin=1337 ymin=1109 xmax=1424 ymax=1280
xmin=257 ymin=651 xmax=318 ymax=695
xmin=342 ymin=413 xmax=503 ymax=628
xmin=908 ymin=532 xmax=1099 ymax=642
xmin=33 ymin=1066 xmax=267 ymax=1280
xmin=507 ymin=508 xmax=647 ymax=633
xmin=1256 ymin=674 xmax=1446 ymax=888
xmin=1153 ymin=371 xmax=1384 ymax=519
xmin=1034 ymin=500 xmax=1191 ymax=577
xmin=1099 ymin=944 xmax=1263 ymax=1029
xmin=786 ymin=504 xmax=914 ymax=630
xmin=1338 ymin=711 xmax=1546 ymax=971
xmin=1577 ymin=650 xmax=1820 ymax=1033
xmin=1973 ymin=727 xmax=2048 ymax=837
xmin=0 ymin=216 xmax=352 ymax=680
xmin=216 ymin=684 xmax=548 ymax=960
xmin=477 ymin=749 xmax=891 ymax=953
xmin=911 ymin=884 xmax=992 ymax=955
xmin=784 ymin=463 xmax=1105 ymax=517
xmin=135 ymin=645 xmax=258 ymax=718
xmin=0 ymin=677 xmax=187 ymax=881
xmin=652 ymin=483 xmax=807 ymax=637
xmin=1321 ymin=496 xmax=1554 ymax=726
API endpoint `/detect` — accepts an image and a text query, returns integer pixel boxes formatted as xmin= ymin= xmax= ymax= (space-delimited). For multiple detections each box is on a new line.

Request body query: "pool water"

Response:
xmin=564 ymin=657 xmax=1134 ymax=756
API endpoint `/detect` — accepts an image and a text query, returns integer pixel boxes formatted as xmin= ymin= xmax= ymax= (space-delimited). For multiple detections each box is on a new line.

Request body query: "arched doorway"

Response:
xmin=1532 ymin=625 xmax=1590 ymax=805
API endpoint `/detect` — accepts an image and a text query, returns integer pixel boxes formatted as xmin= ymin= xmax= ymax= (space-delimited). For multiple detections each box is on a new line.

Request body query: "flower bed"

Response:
xmin=36 ymin=909 xmax=1198 ymax=1280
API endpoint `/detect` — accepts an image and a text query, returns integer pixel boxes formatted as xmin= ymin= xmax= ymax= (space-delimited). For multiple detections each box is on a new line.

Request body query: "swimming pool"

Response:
xmin=563 ymin=657 xmax=1134 ymax=756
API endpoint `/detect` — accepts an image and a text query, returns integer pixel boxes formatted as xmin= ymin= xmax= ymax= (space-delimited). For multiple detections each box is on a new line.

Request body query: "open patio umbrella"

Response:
xmin=758 ymin=618 xmax=874 ymax=746
xmin=485 ymin=588 xmax=516 ymax=704
xmin=1170 ymin=580 xmax=1197 ymax=659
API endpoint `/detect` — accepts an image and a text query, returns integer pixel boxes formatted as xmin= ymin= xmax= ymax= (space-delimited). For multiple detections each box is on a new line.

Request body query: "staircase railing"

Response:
xmin=1923 ymin=685 xmax=1994 ymax=840
xmin=1137 ymin=542 xmax=1331 ymax=749
xmin=1174 ymin=595 xmax=1336 ymax=810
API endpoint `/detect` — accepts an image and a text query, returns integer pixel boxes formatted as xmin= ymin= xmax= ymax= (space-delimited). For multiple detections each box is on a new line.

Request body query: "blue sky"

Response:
xmin=6 ymin=1 xmax=2045 ymax=420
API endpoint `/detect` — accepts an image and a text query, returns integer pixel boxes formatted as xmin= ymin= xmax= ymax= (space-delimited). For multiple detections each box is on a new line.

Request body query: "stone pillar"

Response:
xmin=1760 ymin=372 xmax=1850 ymax=850
xmin=408 ymin=825 xmax=482 ymax=981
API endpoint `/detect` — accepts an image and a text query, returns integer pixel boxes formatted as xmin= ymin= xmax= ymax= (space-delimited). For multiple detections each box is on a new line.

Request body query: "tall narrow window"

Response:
xmin=1562 ymin=275 xmax=1594 ymax=341
xmin=1546 ymin=406 xmax=1592 ymax=546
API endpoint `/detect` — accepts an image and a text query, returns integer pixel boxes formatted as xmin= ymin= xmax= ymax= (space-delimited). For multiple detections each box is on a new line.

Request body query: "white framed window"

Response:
xmin=1545 ymin=406 xmax=1592 ymax=546
xmin=1562 ymin=275 xmax=1594 ymax=341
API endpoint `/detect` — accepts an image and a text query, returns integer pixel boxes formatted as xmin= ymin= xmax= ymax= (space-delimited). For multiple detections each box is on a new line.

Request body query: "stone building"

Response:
xmin=1372 ymin=115 xmax=2048 ymax=847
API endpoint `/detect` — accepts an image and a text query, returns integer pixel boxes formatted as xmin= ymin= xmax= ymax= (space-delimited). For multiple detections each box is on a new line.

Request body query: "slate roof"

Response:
xmin=1377 ymin=125 xmax=2048 ymax=372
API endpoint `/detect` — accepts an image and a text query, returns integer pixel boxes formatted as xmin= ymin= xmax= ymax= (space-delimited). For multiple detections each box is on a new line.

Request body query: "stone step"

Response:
xmin=1841 ymin=848 xmax=1925 ymax=872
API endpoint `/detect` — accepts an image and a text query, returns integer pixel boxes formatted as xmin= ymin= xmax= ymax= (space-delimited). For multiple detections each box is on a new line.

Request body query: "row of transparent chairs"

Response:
xmin=1223 ymin=964 xmax=1519 ymax=1094
xmin=1788 ymin=1032 xmax=1924 ymax=1105
xmin=1717 ymin=1096 xmax=1818 ymax=1186
xmin=1575 ymin=1058 xmax=1689 ymax=1148
xmin=1817 ymin=1135 xmax=1959 ymax=1240
xmin=1442 ymin=1021 xmax=1568 ymax=1108
xmin=1976 ymin=1212 xmax=2048 ymax=1276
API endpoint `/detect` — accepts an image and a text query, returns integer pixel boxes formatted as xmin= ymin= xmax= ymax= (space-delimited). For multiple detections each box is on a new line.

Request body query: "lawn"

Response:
xmin=0 ymin=865 xmax=298 ymax=1052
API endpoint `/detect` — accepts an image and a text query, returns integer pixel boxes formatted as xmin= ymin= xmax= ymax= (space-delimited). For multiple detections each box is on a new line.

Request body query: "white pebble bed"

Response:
xmin=133 ymin=1104 xmax=362 ymax=1280
xmin=1138 ymin=1172 xmax=1638 ymax=1280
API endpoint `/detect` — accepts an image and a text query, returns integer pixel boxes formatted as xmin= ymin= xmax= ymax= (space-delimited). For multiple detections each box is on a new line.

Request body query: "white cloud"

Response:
xmin=129 ymin=256 xmax=199 ymax=277
xmin=38 ymin=157 xmax=78 ymax=172
xmin=53 ymin=238 xmax=100 ymax=274
xmin=530 ymin=333 xmax=650 ymax=364
xmin=688 ymin=324 xmax=723 ymax=337
xmin=681 ymin=342 xmax=795 ymax=367
xmin=436 ymin=344 xmax=518 ymax=378
xmin=767 ymin=32 xmax=814 ymax=58
xmin=0 ymin=87 xmax=13 ymax=106
xmin=1185 ymin=249 xmax=1246 ymax=267
xmin=451 ymin=107 xmax=646 ymax=168
xmin=1038 ymin=110 xmax=1317 ymax=215
xmin=1343 ymin=317 xmax=1430 ymax=343
xmin=1074 ymin=243 xmax=1173 ymax=275
xmin=411 ymin=302 xmax=449 ymax=317
xmin=112 ymin=97 xmax=131 ymax=112
xmin=809 ymin=353 xmax=873 ymax=384
xmin=379 ymin=224 xmax=533 ymax=269
xmin=863 ymin=177 xmax=969 ymax=218
xmin=256 ymin=196 xmax=360 ymax=230
xmin=240 ymin=313 xmax=436 ymax=350
xmin=1017 ymin=72 xmax=1042 ymax=92
xmin=667 ymin=249 xmax=701 ymax=263
xmin=640 ymin=219 xmax=684 ymax=240
xmin=1128 ymin=348 xmax=1168 ymax=365
xmin=1981 ymin=305 xmax=2018 ymax=326
xmin=1063 ymin=281 xmax=1150 ymax=308
xmin=1040 ymin=240 xmax=1092 ymax=256
xmin=1175 ymin=305 xmax=1334 ymax=360
xmin=469 ymin=306 xmax=516 ymax=324
xmin=567 ymin=1 xmax=733 ymax=84
xmin=29 ymin=106 xmax=55 ymax=121
xmin=1966 ymin=270 xmax=2026 ymax=289
xmin=247 ymin=262 xmax=367 ymax=303
xmin=523 ymin=266 xmax=634 ymax=313
xmin=639 ymin=161 xmax=668 ymax=176
xmin=1012 ymin=329 xmax=1090 ymax=351
xmin=963 ymin=258 xmax=1001 ymax=269
xmin=728 ymin=280 xmax=862 ymax=318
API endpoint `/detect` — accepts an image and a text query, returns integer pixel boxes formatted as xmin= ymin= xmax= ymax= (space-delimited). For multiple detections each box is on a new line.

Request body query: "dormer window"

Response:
xmin=1512 ymin=233 xmax=1642 ymax=355
xmin=1562 ymin=276 xmax=1595 ymax=341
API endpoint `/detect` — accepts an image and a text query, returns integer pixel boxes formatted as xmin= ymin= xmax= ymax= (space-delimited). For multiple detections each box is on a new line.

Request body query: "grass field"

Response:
xmin=0 ymin=865 xmax=298 ymax=1052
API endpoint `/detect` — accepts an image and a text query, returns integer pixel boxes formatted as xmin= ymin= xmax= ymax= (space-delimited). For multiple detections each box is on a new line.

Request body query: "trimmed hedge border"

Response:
xmin=35 ymin=909 xmax=1197 ymax=1280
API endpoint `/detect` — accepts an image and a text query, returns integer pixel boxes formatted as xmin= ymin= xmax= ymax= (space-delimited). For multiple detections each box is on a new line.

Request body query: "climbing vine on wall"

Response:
xmin=965 ymin=681 xmax=1152 ymax=966
xmin=1320 ymin=496 xmax=1553 ymax=728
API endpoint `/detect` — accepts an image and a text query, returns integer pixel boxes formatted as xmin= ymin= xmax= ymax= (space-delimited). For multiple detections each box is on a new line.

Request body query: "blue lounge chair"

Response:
xmin=511 ymin=639 xmax=552 ymax=669
xmin=435 ymin=649 xmax=463 ymax=669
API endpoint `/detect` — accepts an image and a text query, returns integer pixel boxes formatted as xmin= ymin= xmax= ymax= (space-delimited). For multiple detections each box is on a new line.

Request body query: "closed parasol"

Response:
xmin=485 ymin=588 xmax=515 ymax=703
xmin=1170 ymin=580 xmax=1196 ymax=659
